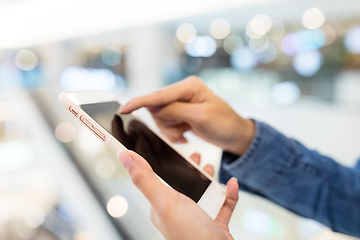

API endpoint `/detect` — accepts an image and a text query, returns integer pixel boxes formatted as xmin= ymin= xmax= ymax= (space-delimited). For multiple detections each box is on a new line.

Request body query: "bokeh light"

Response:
xmin=95 ymin=158 xmax=116 ymax=179
xmin=256 ymin=44 xmax=277 ymax=63
xmin=85 ymin=36 xmax=104 ymax=53
xmin=104 ymin=32 xmax=125 ymax=49
xmin=270 ymin=82 xmax=301 ymax=105
xmin=75 ymin=127 xmax=105 ymax=156
xmin=60 ymin=66 xmax=116 ymax=91
xmin=210 ymin=19 xmax=231 ymax=39
xmin=15 ymin=221 xmax=37 ymax=240
xmin=302 ymin=8 xmax=325 ymax=29
xmin=230 ymin=46 xmax=257 ymax=71
xmin=101 ymin=46 xmax=122 ymax=66
xmin=242 ymin=209 xmax=272 ymax=236
xmin=223 ymin=35 xmax=243 ymax=55
xmin=15 ymin=50 xmax=38 ymax=71
xmin=249 ymin=35 xmax=270 ymax=53
xmin=344 ymin=25 xmax=360 ymax=54
xmin=293 ymin=50 xmax=323 ymax=77
xmin=55 ymin=122 xmax=76 ymax=143
xmin=23 ymin=207 xmax=45 ymax=228
xmin=176 ymin=23 xmax=197 ymax=43
xmin=281 ymin=30 xmax=326 ymax=56
xmin=107 ymin=196 xmax=128 ymax=218
xmin=246 ymin=14 xmax=272 ymax=39
xmin=74 ymin=232 xmax=97 ymax=240
xmin=321 ymin=25 xmax=336 ymax=46
xmin=185 ymin=36 xmax=217 ymax=57
xmin=268 ymin=20 xmax=285 ymax=40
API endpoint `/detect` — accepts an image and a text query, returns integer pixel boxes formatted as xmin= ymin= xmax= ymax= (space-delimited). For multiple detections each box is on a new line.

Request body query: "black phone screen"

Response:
xmin=80 ymin=101 xmax=211 ymax=202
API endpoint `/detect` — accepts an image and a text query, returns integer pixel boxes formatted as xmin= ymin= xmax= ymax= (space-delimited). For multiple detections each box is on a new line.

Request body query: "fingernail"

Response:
xmin=230 ymin=177 xmax=238 ymax=183
xmin=117 ymin=150 xmax=135 ymax=170
xmin=118 ymin=106 xmax=125 ymax=114
xmin=119 ymin=102 xmax=130 ymax=113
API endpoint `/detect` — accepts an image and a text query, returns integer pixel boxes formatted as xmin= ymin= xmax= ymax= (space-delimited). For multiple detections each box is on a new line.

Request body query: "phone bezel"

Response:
xmin=59 ymin=90 xmax=226 ymax=219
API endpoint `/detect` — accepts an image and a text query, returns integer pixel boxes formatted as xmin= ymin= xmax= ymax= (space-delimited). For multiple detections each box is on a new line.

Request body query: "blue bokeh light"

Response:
xmin=101 ymin=48 xmax=122 ymax=66
xmin=230 ymin=46 xmax=258 ymax=71
xmin=281 ymin=29 xmax=326 ymax=56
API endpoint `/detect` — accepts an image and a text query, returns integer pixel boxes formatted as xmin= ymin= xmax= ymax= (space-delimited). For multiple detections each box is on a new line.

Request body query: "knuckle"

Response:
xmin=194 ymin=105 xmax=209 ymax=125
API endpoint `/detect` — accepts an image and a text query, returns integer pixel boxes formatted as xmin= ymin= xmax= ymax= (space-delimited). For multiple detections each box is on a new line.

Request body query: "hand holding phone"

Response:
xmin=59 ymin=90 xmax=227 ymax=219
xmin=118 ymin=149 xmax=239 ymax=240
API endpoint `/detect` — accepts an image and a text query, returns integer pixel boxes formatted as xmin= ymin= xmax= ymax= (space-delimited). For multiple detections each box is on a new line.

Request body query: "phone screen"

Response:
xmin=80 ymin=101 xmax=211 ymax=202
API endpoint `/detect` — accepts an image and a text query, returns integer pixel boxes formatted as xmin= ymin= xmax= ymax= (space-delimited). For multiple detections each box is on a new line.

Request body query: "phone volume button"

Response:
xmin=80 ymin=115 xmax=106 ymax=141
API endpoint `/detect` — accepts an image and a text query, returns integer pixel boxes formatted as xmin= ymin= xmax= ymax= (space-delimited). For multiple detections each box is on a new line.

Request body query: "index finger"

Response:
xmin=119 ymin=76 xmax=201 ymax=114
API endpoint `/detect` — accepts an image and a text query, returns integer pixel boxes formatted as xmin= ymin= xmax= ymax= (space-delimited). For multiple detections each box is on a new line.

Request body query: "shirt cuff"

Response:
xmin=220 ymin=120 xmax=295 ymax=194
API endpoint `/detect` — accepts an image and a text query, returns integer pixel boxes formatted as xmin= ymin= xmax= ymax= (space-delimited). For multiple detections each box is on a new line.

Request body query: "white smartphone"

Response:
xmin=58 ymin=90 xmax=226 ymax=219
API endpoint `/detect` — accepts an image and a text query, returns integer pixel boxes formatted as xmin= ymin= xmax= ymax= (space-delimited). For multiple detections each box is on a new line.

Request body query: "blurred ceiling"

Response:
xmin=0 ymin=0 xmax=359 ymax=49
xmin=0 ymin=0 xmax=282 ymax=49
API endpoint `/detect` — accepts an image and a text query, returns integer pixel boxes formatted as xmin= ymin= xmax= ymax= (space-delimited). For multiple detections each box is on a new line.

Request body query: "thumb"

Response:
xmin=117 ymin=150 xmax=170 ymax=205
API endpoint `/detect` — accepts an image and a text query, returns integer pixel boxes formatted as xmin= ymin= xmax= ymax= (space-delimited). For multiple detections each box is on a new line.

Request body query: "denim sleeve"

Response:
xmin=219 ymin=120 xmax=360 ymax=237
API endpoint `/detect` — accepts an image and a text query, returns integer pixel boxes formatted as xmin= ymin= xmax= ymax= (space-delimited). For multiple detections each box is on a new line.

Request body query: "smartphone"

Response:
xmin=59 ymin=90 xmax=226 ymax=219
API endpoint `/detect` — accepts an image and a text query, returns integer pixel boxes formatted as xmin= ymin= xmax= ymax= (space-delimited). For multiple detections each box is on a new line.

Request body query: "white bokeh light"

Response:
xmin=270 ymin=82 xmax=301 ymax=105
xmin=246 ymin=14 xmax=272 ymax=39
xmin=95 ymin=158 xmax=116 ymax=179
xmin=344 ymin=25 xmax=360 ymax=54
xmin=176 ymin=23 xmax=197 ymax=43
xmin=55 ymin=122 xmax=76 ymax=143
xmin=85 ymin=36 xmax=104 ymax=53
xmin=249 ymin=35 xmax=270 ymax=53
xmin=223 ymin=35 xmax=243 ymax=55
xmin=257 ymin=44 xmax=277 ymax=63
xmin=23 ymin=207 xmax=46 ymax=229
xmin=302 ymin=8 xmax=325 ymax=29
xmin=15 ymin=50 xmax=38 ymax=71
xmin=321 ymin=25 xmax=336 ymax=46
xmin=242 ymin=209 xmax=273 ymax=236
xmin=293 ymin=50 xmax=323 ymax=77
xmin=268 ymin=20 xmax=285 ymax=40
xmin=185 ymin=36 xmax=217 ymax=57
xmin=210 ymin=19 xmax=231 ymax=39
xmin=107 ymin=196 xmax=128 ymax=218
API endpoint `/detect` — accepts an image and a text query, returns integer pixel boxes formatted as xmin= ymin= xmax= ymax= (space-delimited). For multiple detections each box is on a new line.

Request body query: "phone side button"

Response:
xmin=69 ymin=106 xmax=79 ymax=117
xmin=80 ymin=115 xmax=106 ymax=141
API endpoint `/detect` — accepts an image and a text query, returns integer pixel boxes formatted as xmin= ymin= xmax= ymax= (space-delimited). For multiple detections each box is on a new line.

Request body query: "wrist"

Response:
xmin=227 ymin=118 xmax=255 ymax=156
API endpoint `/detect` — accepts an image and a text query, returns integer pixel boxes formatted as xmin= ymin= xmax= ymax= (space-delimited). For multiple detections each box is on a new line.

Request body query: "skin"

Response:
xmin=119 ymin=76 xmax=255 ymax=156
xmin=118 ymin=150 xmax=239 ymax=240
xmin=117 ymin=76 xmax=255 ymax=239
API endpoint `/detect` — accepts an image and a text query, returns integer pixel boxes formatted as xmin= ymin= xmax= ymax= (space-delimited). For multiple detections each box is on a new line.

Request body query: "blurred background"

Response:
xmin=1 ymin=0 xmax=360 ymax=239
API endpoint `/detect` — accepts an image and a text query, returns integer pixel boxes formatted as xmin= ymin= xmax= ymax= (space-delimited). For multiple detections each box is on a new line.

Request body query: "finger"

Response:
xmin=152 ymin=101 xmax=202 ymax=124
xmin=203 ymin=164 xmax=214 ymax=177
xmin=190 ymin=152 xmax=201 ymax=165
xmin=117 ymin=150 xmax=172 ymax=206
xmin=119 ymin=76 xmax=203 ymax=114
xmin=215 ymin=177 xmax=239 ymax=230
xmin=154 ymin=119 xmax=190 ymax=143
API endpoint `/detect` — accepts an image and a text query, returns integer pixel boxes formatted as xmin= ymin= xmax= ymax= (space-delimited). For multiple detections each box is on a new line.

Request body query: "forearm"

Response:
xmin=220 ymin=120 xmax=360 ymax=237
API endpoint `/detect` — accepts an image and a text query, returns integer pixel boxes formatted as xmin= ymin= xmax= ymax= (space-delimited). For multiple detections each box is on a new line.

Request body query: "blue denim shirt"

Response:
xmin=219 ymin=120 xmax=360 ymax=237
